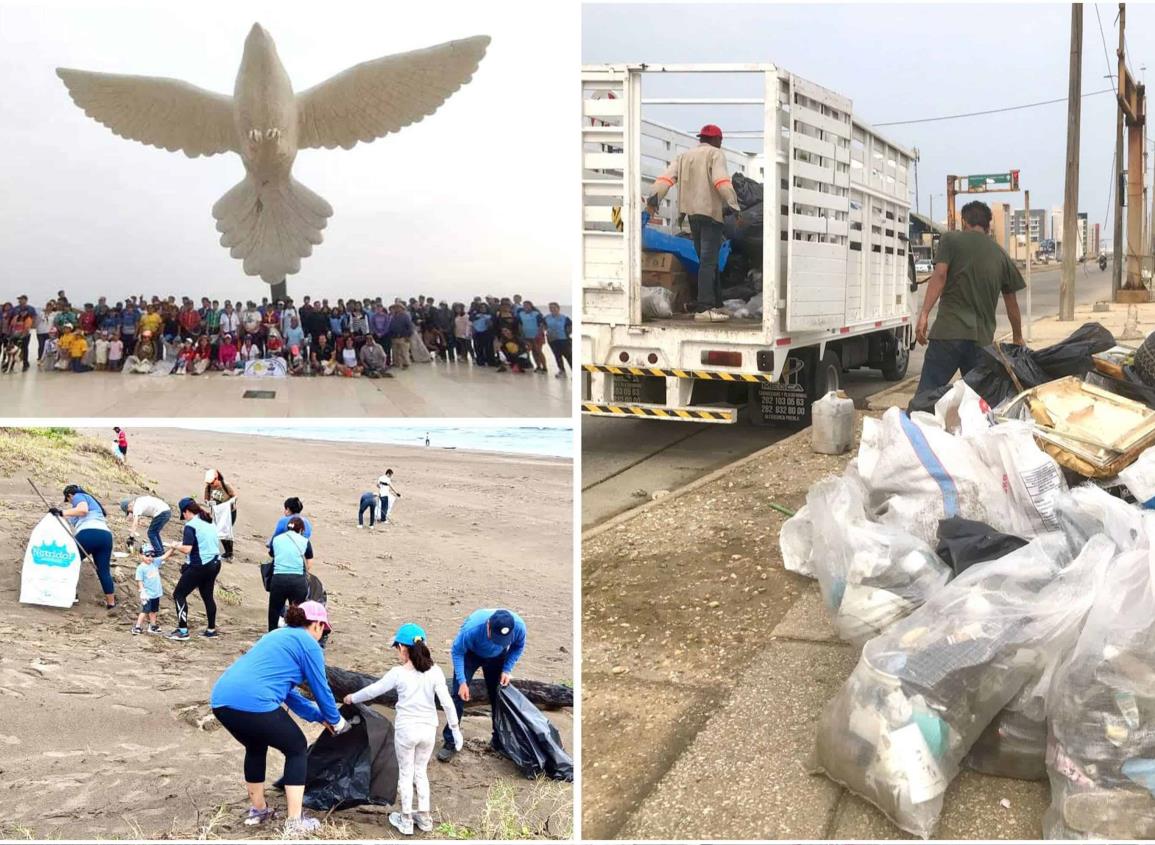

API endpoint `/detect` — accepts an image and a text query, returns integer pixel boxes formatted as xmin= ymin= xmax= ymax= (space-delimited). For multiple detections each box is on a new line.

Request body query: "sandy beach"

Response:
xmin=0 ymin=427 xmax=573 ymax=839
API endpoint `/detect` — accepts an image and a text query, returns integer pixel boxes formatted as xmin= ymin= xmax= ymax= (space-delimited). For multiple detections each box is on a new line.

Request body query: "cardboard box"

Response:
xmin=643 ymin=267 xmax=691 ymax=312
xmin=642 ymin=251 xmax=681 ymax=273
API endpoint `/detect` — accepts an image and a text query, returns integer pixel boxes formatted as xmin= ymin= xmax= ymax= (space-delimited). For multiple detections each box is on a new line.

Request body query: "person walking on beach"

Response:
xmin=266 ymin=517 xmax=314 ymax=632
xmin=437 ymin=608 xmax=527 ymax=763
xmin=343 ymin=623 xmax=463 ymax=836
xmin=54 ymin=484 xmax=116 ymax=610
xmin=377 ymin=470 xmax=400 ymax=525
xmin=120 ymin=494 xmax=171 ymax=557
xmin=210 ymin=602 xmax=348 ymax=837
xmin=167 ymin=497 xmax=222 ymax=641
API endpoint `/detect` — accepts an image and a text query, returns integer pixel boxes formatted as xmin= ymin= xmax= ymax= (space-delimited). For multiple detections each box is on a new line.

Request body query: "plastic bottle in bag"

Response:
xmin=812 ymin=391 xmax=854 ymax=455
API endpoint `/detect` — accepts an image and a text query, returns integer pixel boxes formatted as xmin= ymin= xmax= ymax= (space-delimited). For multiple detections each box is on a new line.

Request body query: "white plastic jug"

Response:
xmin=811 ymin=390 xmax=855 ymax=455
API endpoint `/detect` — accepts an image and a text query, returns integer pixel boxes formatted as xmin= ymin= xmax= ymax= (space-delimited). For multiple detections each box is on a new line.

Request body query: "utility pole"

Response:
xmin=1059 ymin=2 xmax=1082 ymax=320
xmin=913 ymin=148 xmax=920 ymax=214
xmin=1025 ymin=190 xmax=1033 ymax=341
xmin=1114 ymin=3 xmax=1126 ymax=296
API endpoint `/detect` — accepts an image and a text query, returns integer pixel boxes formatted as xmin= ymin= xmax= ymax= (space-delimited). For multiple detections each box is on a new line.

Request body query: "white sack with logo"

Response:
xmin=20 ymin=515 xmax=83 ymax=608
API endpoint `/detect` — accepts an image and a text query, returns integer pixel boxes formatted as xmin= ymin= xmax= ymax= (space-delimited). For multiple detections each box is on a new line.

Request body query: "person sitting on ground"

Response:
xmin=287 ymin=345 xmax=307 ymax=376
xmin=311 ymin=334 xmax=336 ymax=375
xmin=343 ymin=623 xmax=463 ymax=836
xmin=121 ymin=493 xmax=172 ymax=558
xmin=171 ymin=339 xmax=194 ymax=374
xmin=265 ymin=327 xmax=285 ymax=360
xmin=266 ymin=516 xmax=314 ymax=632
xmin=166 ymin=498 xmax=223 ymax=640
xmin=133 ymin=545 xmax=173 ymax=635
xmin=123 ymin=330 xmax=157 ymax=374
xmin=217 ymin=333 xmax=238 ymax=372
xmin=336 ymin=336 xmax=362 ymax=377
xmin=437 ymin=608 xmax=527 ymax=763
xmin=496 ymin=327 xmax=531 ymax=374
xmin=39 ymin=327 xmax=60 ymax=371
xmin=359 ymin=335 xmax=389 ymax=378
xmin=192 ymin=335 xmax=212 ymax=375
xmin=210 ymin=602 xmax=348 ymax=837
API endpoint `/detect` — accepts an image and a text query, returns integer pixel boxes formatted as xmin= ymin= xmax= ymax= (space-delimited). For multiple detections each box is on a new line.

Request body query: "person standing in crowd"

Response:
xmin=120 ymin=492 xmax=171 ymax=555
xmin=108 ymin=331 xmax=124 ymax=371
xmin=166 ymin=497 xmax=223 ymax=641
xmin=452 ymin=304 xmax=473 ymax=363
xmin=60 ymin=324 xmax=92 ymax=372
xmin=545 ymin=303 xmax=572 ymax=378
xmin=266 ymin=516 xmax=314 ymax=632
xmin=646 ymin=122 xmax=741 ymax=320
xmin=36 ymin=299 xmax=56 ymax=363
xmin=343 ymin=623 xmax=463 ymax=836
xmin=517 ymin=300 xmax=549 ymax=374
xmin=11 ymin=295 xmax=34 ymax=371
xmin=389 ymin=304 xmax=413 ymax=369
xmin=432 ymin=302 xmax=455 ymax=362
xmin=470 ymin=304 xmax=494 ymax=367
xmin=377 ymin=470 xmax=400 ymax=525
xmin=437 ymin=608 xmax=527 ymax=763
xmin=210 ymin=602 xmax=347 ymax=836
xmin=369 ymin=303 xmax=392 ymax=365
xmin=53 ymin=484 xmax=117 ymax=610
xmin=219 ymin=301 xmax=240 ymax=340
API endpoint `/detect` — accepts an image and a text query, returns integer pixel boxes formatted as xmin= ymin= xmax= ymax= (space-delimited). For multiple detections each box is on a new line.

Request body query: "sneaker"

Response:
xmin=356 ymin=524 xmax=364 ymax=529
xmin=131 ymin=625 xmax=143 ymax=635
xmin=283 ymin=815 xmax=321 ymax=838
xmin=148 ymin=624 xmax=162 ymax=634
xmin=693 ymin=308 xmax=731 ymax=322
xmin=388 ymin=812 xmax=414 ymax=836
xmin=166 ymin=628 xmax=190 ymax=641
xmin=415 ymin=813 xmax=434 ymax=833
xmin=555 ymin=371 xmax=566 ymax=379
xmin=201 ymin=629 xmax=219 ymax=638
xmin=243 ymin=806 xmax=277 ymax=827
xmin=436 ymin=746 xmax=456 ymax=763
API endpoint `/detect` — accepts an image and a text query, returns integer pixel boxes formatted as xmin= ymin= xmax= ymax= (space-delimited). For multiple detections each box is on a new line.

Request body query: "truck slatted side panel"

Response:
xmin=582 ymin=68 xmax=634 ymax=326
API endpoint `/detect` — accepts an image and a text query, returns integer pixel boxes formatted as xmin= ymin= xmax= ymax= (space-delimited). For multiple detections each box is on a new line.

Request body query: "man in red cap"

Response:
xmin=646 ymin=124 xmax=740 ymax=320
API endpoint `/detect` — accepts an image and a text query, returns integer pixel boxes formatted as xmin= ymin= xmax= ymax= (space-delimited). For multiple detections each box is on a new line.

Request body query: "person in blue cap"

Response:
xmin=344 ymin=622 xmax=462 ymax=836
xmin=166 ymin=497 xmax=223 ymax=641
xmin=436 ymin=608 xmax=526 ymax=763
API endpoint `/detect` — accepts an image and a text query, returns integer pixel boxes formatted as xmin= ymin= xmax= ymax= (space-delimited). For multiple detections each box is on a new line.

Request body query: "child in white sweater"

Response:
xmin=344 ymin=623 xmax=462 ymax=836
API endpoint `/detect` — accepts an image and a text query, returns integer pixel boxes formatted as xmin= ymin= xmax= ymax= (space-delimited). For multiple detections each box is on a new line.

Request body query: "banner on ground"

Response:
xmin=244 ymin=358 xmax=288 ymax=378
xmin=20 ymin=515 xmax=82 ymax=608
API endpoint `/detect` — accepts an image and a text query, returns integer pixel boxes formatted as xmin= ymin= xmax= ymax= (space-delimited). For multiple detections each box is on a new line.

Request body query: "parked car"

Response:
xmin=914 ymin=259 xmax=934 ymax=274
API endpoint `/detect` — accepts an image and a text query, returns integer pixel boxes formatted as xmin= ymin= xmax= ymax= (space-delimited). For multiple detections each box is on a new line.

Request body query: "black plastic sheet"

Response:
xmin=493 ymin=686 xmax=574 ymax=781
xmin=936 ymin=517 xmax=1029 ymax=576
xmin=278 ymin=703 xmax=398 ymax=811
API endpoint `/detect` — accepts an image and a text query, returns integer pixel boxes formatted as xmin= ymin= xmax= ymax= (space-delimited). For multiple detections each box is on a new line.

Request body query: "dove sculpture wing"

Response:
xmin=295 ymin=36 xmax=490 ymax=151
xmin=56 ymin=69 xmax=238 ymax=158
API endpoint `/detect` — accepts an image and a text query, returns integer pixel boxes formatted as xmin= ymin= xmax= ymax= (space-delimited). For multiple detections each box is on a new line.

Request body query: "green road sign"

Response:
xmin=963 ymin=170 xmax=1020 ymax=192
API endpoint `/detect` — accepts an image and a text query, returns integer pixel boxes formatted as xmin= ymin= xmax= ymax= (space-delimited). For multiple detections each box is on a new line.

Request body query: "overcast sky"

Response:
xmin=584 ymin=2 xmax=1150 ymax=243
xmin=0 ymin=0 xmax=575 ymax=306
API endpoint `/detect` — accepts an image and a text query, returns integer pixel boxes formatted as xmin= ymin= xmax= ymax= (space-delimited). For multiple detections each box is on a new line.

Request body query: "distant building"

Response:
xmin=1092 ymin=222 xmax=1101 ymax=256
xmin=1013 ymin=208 xmax=1046 ymax=242
xmin=991 ymin=203 xmax=1012 ymax=251
xmin=1077 ymin=212 xmax=1088 ymax=258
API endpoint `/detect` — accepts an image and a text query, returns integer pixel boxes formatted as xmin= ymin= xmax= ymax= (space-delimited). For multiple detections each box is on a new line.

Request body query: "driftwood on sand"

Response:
xmin=319 ymin=665 xmax=573 ymax=710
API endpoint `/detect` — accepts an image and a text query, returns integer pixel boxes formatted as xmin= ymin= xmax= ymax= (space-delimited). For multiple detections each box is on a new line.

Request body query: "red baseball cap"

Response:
xmin=698 ymin=124 xmax=723 ymax=139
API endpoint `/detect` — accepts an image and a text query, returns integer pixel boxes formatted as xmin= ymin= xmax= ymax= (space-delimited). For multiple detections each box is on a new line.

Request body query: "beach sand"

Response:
xmin=0 ymin=427 xmax=573 ymax=839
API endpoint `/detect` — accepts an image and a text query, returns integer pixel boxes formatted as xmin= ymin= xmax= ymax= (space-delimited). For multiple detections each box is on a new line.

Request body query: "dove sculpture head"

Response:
xmin=57 ymin=25 xmax=490 ymax=285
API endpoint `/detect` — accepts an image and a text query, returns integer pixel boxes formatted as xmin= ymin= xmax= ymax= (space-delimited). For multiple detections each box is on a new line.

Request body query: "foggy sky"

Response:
xmin=0 ymin=0 xmax=575 ymax=307
xmin=583 ymin=2 xmax=1147 ymax=244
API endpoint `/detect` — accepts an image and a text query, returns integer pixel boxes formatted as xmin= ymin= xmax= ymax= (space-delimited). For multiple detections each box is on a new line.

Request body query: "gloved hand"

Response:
xmin=330 ymin=716 xmax=350 ymax=735
xmin=451 ymin=725 xmax=464 ymax=751
xmin=49 ymin=508 xmax=63 ymax=517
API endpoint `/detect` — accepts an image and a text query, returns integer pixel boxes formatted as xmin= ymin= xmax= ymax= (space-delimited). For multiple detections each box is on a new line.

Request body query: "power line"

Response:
xmin=1095 ymin=4 xmax=1118 ymax=236
xmin=875 ymin=88 xmax=1113 ymax=127
xmin=1095 ymin=4 xmax=1118 ymax=96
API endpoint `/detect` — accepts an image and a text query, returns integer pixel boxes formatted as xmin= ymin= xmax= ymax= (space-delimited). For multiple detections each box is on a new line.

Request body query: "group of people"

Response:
xmin=53 ymin=466 xmax=530 ymax=839
xmin=2 ymin=291 xmax=573 ymax=379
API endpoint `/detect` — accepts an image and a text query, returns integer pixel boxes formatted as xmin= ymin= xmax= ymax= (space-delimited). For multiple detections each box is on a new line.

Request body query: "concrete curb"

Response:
xmin=582 ymin=425 xmax=815 ymax=542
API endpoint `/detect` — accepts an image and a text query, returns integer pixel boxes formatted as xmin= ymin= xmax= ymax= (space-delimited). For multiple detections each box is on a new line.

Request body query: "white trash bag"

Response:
xmin=641 ymin=286 xmax=675 ymax=319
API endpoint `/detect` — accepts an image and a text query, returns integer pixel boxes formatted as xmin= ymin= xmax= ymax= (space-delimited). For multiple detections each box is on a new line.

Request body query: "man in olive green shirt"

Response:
xmin=914 ymin=200 xmax=1026 ymax=398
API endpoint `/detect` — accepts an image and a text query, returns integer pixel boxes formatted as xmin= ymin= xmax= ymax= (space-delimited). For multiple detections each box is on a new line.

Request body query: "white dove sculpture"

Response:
xmin=57 ymin=24 xmax=489 ymax=284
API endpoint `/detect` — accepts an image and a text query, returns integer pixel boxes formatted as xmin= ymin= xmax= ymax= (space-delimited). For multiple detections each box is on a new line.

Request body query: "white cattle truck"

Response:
xmin=581 ymin=64 xmax=917 ymax=424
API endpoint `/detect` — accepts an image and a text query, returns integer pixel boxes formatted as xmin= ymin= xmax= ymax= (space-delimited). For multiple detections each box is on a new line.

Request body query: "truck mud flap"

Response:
xmin=582 ymin=402 xmax=737 ymax=423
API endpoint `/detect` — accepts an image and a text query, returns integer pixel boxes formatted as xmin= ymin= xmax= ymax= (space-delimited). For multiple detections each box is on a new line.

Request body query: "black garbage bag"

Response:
xmin=492 ymin=686 xmax=573 ymax=781
xmin=307 ymin=574 xmax=330 ymax=648
xmin=935 ymin=517 xmax=1029 ymax=576
xmin=964 ymin=322 xmax=1116 ymax=407
xmin=277 ymin=703 xmax=398 ymax=811
xmin=723 ymin=202 xmax=764 ymax=245
xmin=732 ymin=171 xmax=764 ymax=208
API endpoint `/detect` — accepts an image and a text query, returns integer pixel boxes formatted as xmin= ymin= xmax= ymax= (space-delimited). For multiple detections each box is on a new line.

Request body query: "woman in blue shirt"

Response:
xmin=211 ymin=601 xmax=348 ymax=836
xmin=470 ymin=305 xmax=495 ymax=367
xmin=517 ymin=301 xmax=548 ymax=373
xmin=166 ymin=498 xmax=223 ymax=641
xmin=544 ymin=302 xmax=572 ymax=378
xmin=267 ymin=516 xmax=313 ymax=631
xmin=54 ymin=484 xmax=116 ymax=610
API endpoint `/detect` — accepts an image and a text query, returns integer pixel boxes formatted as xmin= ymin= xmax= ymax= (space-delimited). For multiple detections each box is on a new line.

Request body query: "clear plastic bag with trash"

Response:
xmin=641 ymin=286 xmax=675 ymax=319
xmin=810 ymin=532 xmax=1113 ymax=838
xmin=1044 ymin=513 xmax=1155 ymax=839
xmin=779 ymin=503 xmax=814 ymax=578
xmin=806 ymin=475 xmax=951 ymax=645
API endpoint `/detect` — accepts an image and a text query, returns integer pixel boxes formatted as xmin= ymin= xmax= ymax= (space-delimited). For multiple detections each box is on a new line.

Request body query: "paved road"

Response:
xmin=582 ymin=262 xmax=1117 ymax=528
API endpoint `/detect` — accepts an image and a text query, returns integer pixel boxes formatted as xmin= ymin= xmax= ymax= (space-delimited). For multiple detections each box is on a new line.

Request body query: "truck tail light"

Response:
xmin=702 ymin=350 xmax=742 ymax=367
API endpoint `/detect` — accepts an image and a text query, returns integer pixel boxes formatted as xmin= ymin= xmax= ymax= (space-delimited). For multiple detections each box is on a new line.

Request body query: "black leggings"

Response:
xmin=173 ymin=560 xmax=221 ymax=630
xmin=213 ymin=705 xmax=308 ymax=785
xmin=267 ymin=573 xmax=308 ymax=632
xmin=549 ymin=338 xmax=572 ymax=371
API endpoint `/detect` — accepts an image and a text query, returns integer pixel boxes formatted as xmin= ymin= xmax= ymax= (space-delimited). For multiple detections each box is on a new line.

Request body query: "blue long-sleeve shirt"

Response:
xmin=210 ymin=626 xmax=340 ymax=724
xmin=451 ymin=608 xmax=527 ymax=681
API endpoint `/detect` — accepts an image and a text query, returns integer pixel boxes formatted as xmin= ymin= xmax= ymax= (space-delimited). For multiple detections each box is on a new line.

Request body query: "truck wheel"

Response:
xmin=810 ymin=348 xmax=841 ymax=399
xmin=881 ymin=332 xmax=910 ymax=380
